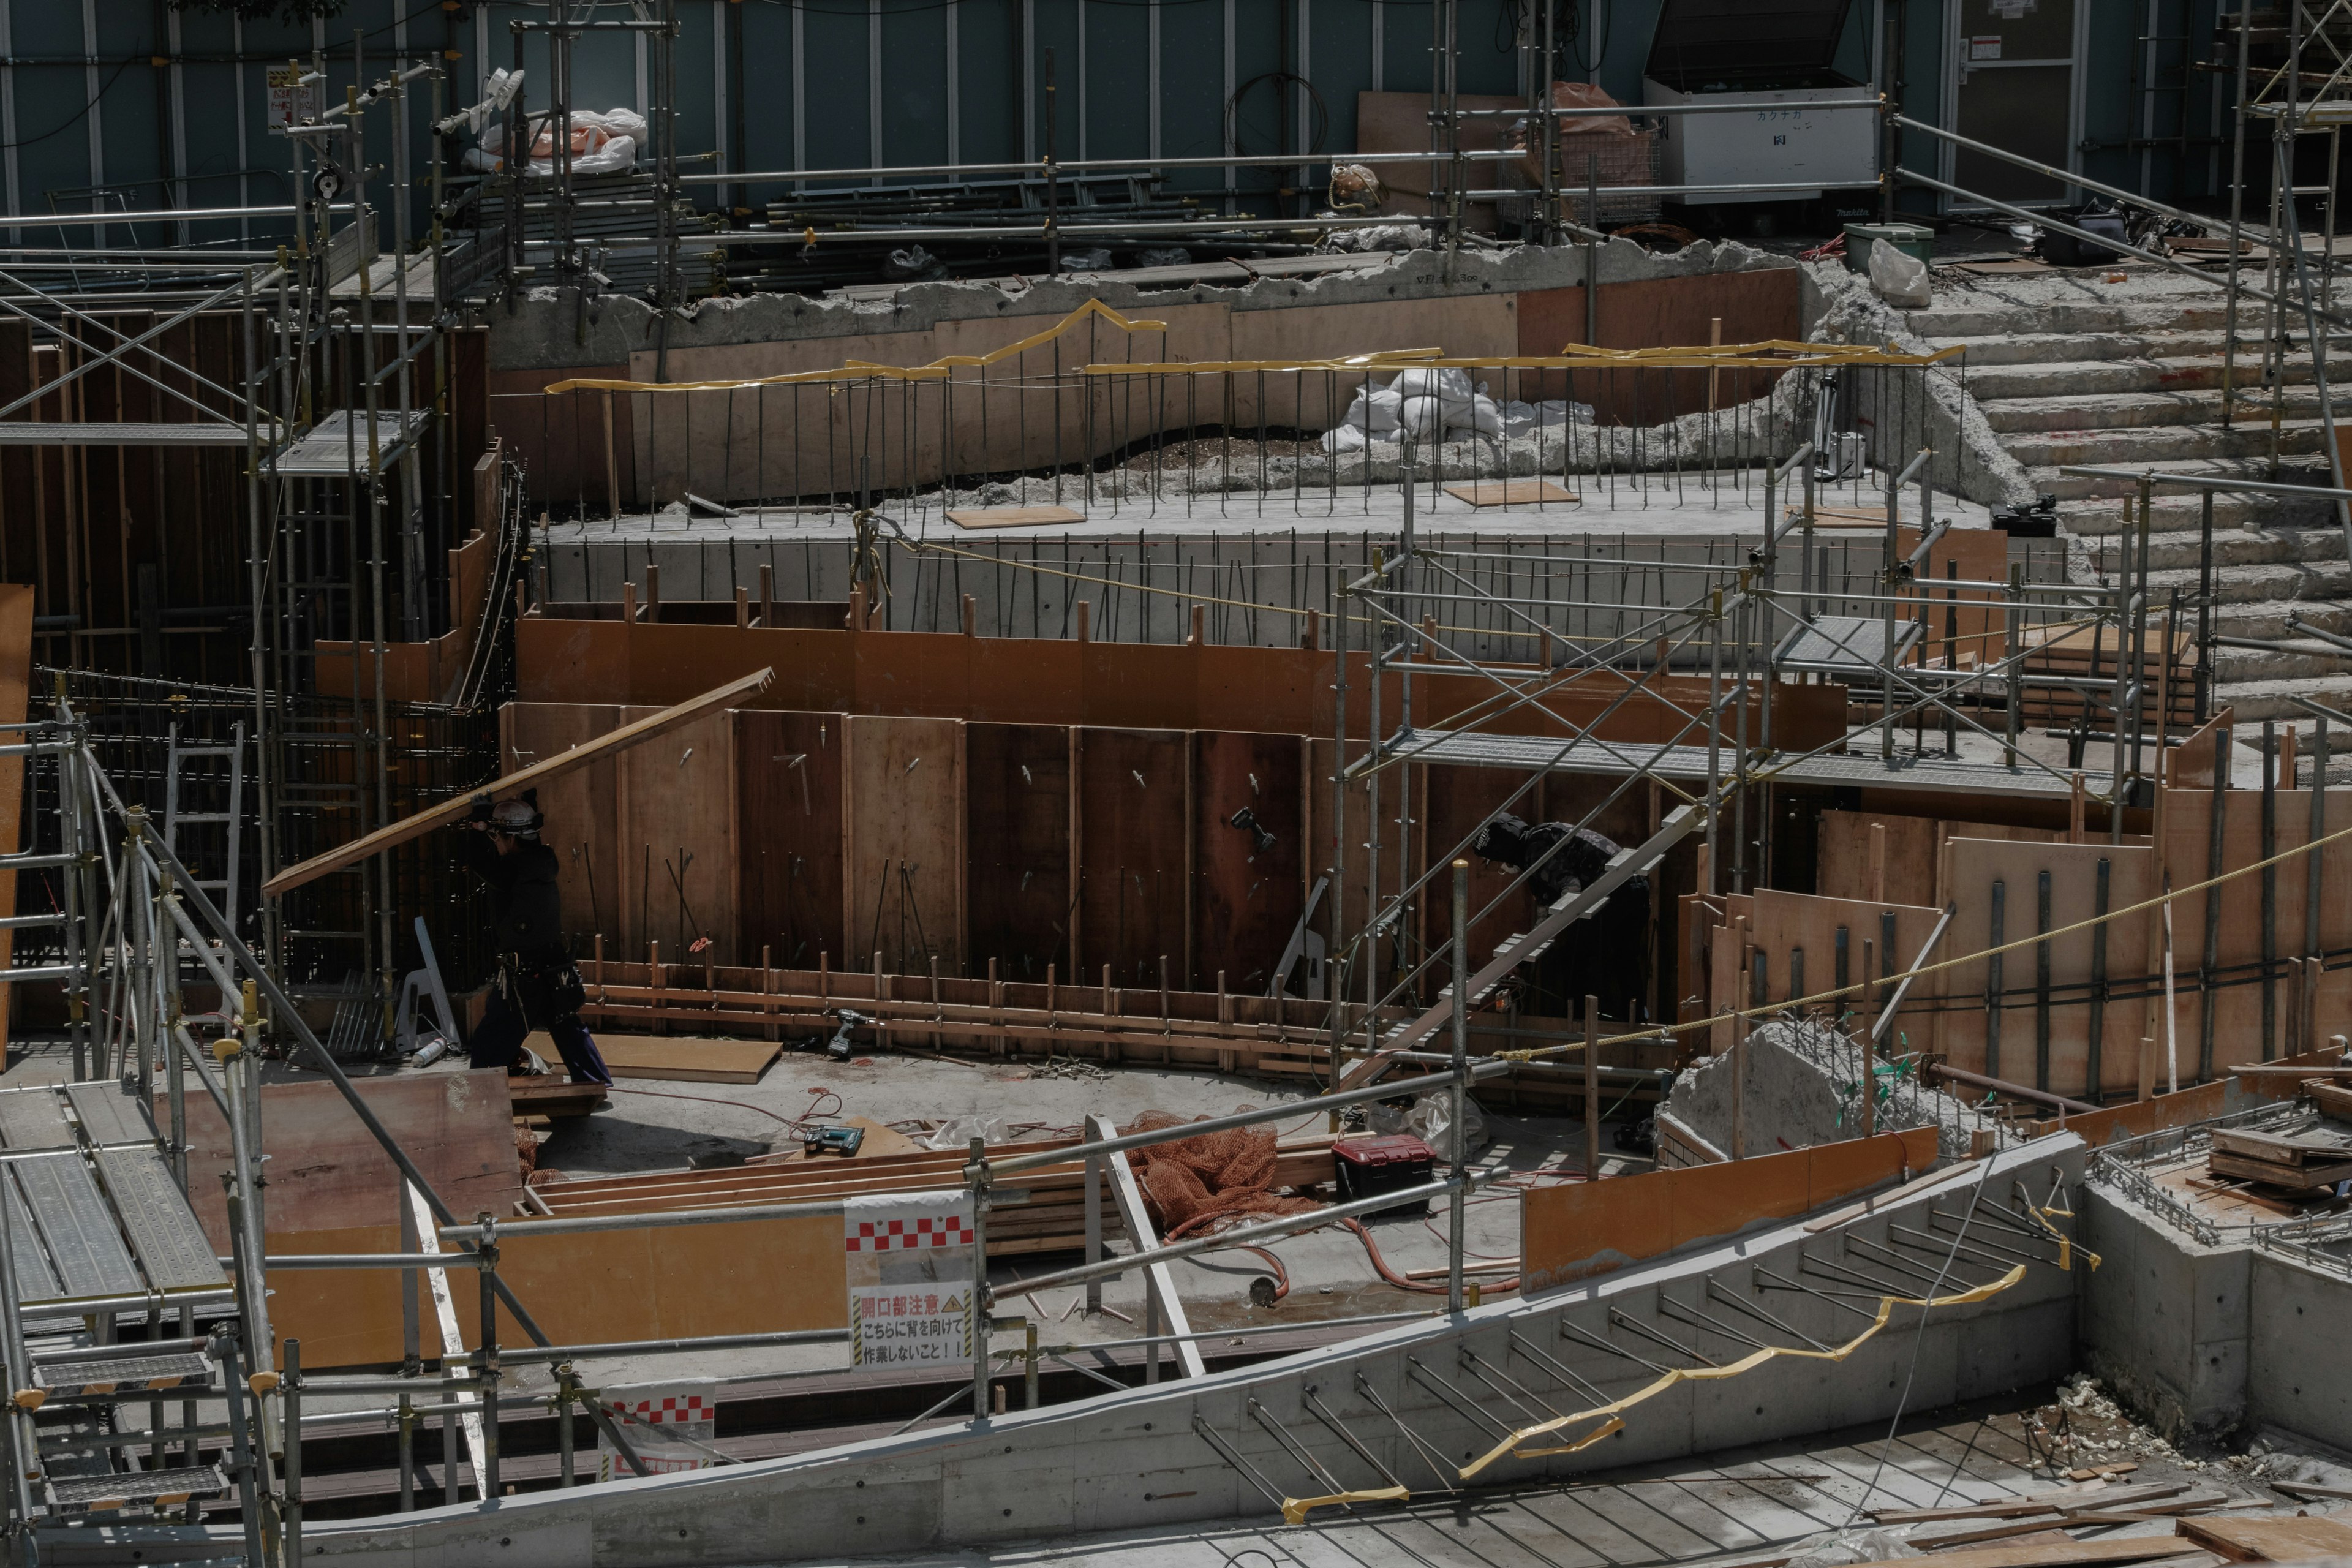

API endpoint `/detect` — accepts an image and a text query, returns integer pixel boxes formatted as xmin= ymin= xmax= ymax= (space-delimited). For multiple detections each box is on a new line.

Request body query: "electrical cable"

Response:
xmin=600 ymin=1083 xmax=845 ymax=1137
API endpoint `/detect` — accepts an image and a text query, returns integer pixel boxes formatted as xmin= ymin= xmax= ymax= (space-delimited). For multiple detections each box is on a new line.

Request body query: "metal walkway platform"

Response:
xmin=1379 ymin=729 xmax=2113 ymax=801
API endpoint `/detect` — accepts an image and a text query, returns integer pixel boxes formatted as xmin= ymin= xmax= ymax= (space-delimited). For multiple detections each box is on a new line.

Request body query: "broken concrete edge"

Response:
xmin=485 ymin=238 xmax=1801 ymax=373
xmin=2077 ymin=1161 xmax=2352 ymax=1457
xmin=1797 ymin=263 xmax=2037 ymax=512
xmin=93 ymin=1134 xmax=2087 ymax=1567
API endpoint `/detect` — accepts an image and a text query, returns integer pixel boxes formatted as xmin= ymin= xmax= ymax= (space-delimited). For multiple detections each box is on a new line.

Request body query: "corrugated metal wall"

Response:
xmin=0 ymin=0 xmax=2247 ymax=246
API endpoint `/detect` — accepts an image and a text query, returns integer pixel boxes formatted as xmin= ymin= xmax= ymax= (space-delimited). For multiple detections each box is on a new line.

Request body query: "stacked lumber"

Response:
xmin=2014 ymin=622 xmax=2194 ymax=730
xmin=533 ymin=1132 xmax=1343 ymax=1257
xmin=2206 ymin=1124 xmax=2352 ymax=1191
xmin=2309 ymin=1080 xmax=2352 ymax=1122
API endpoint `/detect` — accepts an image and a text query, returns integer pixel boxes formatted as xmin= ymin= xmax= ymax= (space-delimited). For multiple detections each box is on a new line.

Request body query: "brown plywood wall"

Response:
xmin=1191 ymin=731 xmax=1308 ymax=993
xmin=1074 ymin=728 xmax=1191 ymax=989
xmin=967 ymin=723 xmax=1072 ymax=984
xmin=843 ymin=715 xmax=967 ymax=973
xmin=736 ymin=709 xmax=845 ymax=971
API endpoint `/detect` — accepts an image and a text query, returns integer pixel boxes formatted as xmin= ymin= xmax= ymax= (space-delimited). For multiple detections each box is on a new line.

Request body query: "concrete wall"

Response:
xmin=2080 ymin=1178 xmax=2352 ymax=1453
xmin=84 ymin=1138 xmax=2086 ymax=1567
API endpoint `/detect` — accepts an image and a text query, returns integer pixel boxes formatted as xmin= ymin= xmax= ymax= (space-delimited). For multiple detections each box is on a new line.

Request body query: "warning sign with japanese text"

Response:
xmin=845 ymin=1191 xmax=974 ymax=1372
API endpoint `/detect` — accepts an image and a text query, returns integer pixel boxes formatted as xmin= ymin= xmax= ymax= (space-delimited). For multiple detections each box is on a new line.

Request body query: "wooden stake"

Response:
xmin=622 ymin=581 xmax=638 ymax=623
xmin=1077 ymin=600 xmax=1091 ymax=643
xmin=734 ymin=586 xmax=749 ymax=629
xmin=962 ymin=594 xmax=978 ymax=637
xmin=603 ymin=390 xmax=620 ymax=519
xmin=758 ymin=562 xmax=772 ymax=627
xmin=2070 ymin=774 xmax=2087 ymax=843
xmin=1869 ymin=821 xmax=1887 ymax=905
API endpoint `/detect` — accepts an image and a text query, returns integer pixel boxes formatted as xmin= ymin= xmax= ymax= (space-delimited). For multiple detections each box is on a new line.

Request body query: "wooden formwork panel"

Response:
xmin=1191 ymin=731 xmax=1309 ymax=995
xmin=736 ymin=709 xmax=846 ymax=971
xmin=1073 ymin=728 xmax=1193 ymax=989
xmin=617 ymin=703 xmax=737 ymax=965
xmin=1937 ymin=837 xmax=2157 ymax=1101
xmin=842 ymin=715 xmax=966 ymax=974
xmin=967 ymin=722 xmax=1072 ymax=984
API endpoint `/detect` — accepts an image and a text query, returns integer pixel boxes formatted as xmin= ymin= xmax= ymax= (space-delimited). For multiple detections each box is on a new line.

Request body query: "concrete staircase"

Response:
xmin=1909 ymin=268 xmax=2352 ymax=742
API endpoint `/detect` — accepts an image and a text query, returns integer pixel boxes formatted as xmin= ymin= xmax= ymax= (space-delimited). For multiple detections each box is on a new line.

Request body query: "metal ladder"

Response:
xmin=162 ymin=722 xmax=246 ymax=940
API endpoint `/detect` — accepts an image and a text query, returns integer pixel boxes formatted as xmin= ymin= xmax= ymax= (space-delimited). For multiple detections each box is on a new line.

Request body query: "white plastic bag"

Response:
xmin=476 ymin=108 xmax=642 ymax=175
xmin=1406 ymin=1095 xmax=1489 ymax=1163
xmin=1398 ymin=394 xmax=1447 ymax=440
xmin=1448 ymin=393 xmax=1504 ymax=440
xmin=1321 ymin=421 xmax=1371 ymax=455
xmin=1868 ymin=239 xmax=1932 ymax=309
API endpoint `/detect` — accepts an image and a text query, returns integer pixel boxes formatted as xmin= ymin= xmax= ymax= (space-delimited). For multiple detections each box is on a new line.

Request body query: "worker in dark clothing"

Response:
xmin=453 ymin=792 xmax=612 ymax=1085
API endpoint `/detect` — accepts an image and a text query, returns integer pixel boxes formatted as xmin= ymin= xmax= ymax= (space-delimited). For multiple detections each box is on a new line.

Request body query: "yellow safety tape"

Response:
xmin=541 ymin=298 xmax=1172 ymax=393
xmin=2022 ymin=1200 xmax=2098 ymax=1272
xmin=1280 ymin=1483 xmax=1410 ymax=1525
xmin=1278 ymin=1264 xmax=2026 ymax=1525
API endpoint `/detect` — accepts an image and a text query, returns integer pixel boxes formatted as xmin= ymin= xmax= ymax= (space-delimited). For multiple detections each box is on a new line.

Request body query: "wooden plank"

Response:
xmin=746 ymin=1115 xmax=920 ymax=1163
xmin=573 ymin=1032 xmax=781 ymax=1084
xmin=264 ymin=667 xmax=775 ymax=896
xmin=2209 ymin=1127 xmax=2345 ymax=1166
xmin=842 ymin=714 xmax=966 ymax=972
xmin=946 ymin=505 xmax=1085 ymax=529
xmin=506 ymin=1079 xmax=609 ymax=1119
xmin=2207 ymin=1150 xmax=2352 ymax=1188
xmin=735 ymin=709 xmax=845 ymax=971
xmin=2309 ymin=1080 xmax=2352 ymax=1120
xmin=1442 ymin=478 xmax=1579 ymax=507
xmin=2174 ymin=1515 xmax=2352 ymax=1562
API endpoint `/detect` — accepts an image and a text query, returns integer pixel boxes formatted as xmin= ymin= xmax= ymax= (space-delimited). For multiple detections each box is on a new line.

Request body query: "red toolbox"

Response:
xmin=1333 ymin=1134 xmax=1436 ymax=1216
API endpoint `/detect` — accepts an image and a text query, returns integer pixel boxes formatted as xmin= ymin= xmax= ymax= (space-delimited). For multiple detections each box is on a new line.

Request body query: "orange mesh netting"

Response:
xmin=1124 ymin=1111 xmax=1322 ymax=1239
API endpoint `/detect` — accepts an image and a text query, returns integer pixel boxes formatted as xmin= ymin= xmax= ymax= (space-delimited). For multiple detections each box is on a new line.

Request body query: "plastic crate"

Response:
xmin=1334 ymin=1133 xmax=1437 ymax=1217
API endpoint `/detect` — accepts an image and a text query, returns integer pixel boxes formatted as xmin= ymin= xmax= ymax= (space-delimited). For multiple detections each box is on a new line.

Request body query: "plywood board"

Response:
xmin=263 ymin=1202 xmax=849 ymax=1368
xmin=1521 ymin=1128 xmax=1937 ymax=1290
xmin=735 ymin=709 xmax=845 ymax=971
xmin=1939 ymin=837 xmax=2158 ymax=1099
xmin=170 ymin=1069 xmax=521 ymax=1248
xmin=587 ymin=1033 xmax=782 ymax=1084
xmin=946 ymin=506 xmax=1085 ymax=529
xmin=1075 ymin=728 xmax=1193 ymax=989
xmin=1819 ymin=809 xmax=2072 ymax=910
xmin=966 ymin=723 xmax=1071 ymax=984
xmin=1738 ymin=887 xmax=1947 ymax=1047
xmin=1444 ymin=479 xmax=1580 ymax=507
xmin=616 ymin=702 xmax=738 ymax=964
xmin=842 ymin=714 xmax=967 ymax=973
xmin=1191 ymin=731 xmax=1307 ymax=994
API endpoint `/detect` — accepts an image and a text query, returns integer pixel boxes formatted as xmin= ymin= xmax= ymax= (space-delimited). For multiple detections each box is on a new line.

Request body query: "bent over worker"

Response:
xmin=451 ymin=792 xmax=612 ymax=1085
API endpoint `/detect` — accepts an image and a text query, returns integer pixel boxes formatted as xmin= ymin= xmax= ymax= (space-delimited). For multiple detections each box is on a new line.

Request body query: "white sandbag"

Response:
xmin=1398 ymin=394 xmax=1447 ymax=440
xmin=1336 ymin=385 xmax=1404 ymax=434
xmin=1868 ymin=239 xmax=1932 ymax=309
xmin=1447 ymin=394 xmax=1504 ymax=440
xmin=1321 ymin=421 xmax=1372 ymax=455
xmin=1390 ymin=366 xmax=1475 ymax=410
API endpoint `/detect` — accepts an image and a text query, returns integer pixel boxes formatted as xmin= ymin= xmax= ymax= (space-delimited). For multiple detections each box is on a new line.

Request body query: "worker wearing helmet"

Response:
xmin=452 ymin=791 xmax=612 ymax=1085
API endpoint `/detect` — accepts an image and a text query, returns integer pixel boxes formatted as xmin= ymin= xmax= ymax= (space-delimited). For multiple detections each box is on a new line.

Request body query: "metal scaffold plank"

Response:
xmin=64 ymin=1082 xmax=159 ymax=1149
xmin=9 ymin=1154 xmax=142 ymax=1302
xmin=92 ymin=1147 xmax=227 ymax=1294
xmin=0 ymin=1087 xmax=75 ymax=1152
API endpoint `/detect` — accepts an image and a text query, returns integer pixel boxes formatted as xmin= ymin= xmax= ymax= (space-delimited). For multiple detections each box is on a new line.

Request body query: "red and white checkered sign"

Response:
xmin=605 ymin=1393 xmax=709 ymax=1428
xmin=842 ymin=1191 xmax=974 ymax=1256
xmin=846 ymin=1213 xmax=973 ymax=1254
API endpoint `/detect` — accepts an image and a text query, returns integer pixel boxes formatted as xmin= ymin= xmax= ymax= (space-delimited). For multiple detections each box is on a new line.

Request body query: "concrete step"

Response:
xmin=2209 ymin=669 xmax=2352 ymax=718
xmin=1965 ymin=349 xmax=2352 ymax=400
xmin=1928 ymin=327 xmax=2334 ymax=368
xmin=1980 ymin=384 xmax=2344 ymax=434
xmin=2002 ymin=418 xmax=2332 ymax=469
xmin=2060 ymin=488 xmax=2335 ymax=535
xmin=2146 ymin=554 xmax=2352 ymax=605
xmin=2209 ymin=597 xmax=2352 ymax=638
xmin=1908 ymin=298 xmax=2244 ymax=337
xmin=2138 ymin=526 xmax=2349 ymax=573
xmin=2027 ymin=457 xmax=2332 ymax=502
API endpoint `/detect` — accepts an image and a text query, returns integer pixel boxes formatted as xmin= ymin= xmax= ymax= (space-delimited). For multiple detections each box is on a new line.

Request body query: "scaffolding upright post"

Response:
xmin=1447 ymin=859 xmax=1469 ymax=1316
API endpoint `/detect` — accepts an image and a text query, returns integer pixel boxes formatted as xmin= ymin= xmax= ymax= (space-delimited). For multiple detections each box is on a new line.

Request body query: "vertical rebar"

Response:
xmin=968 ymin=1136 xmax=992 ymax=1419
